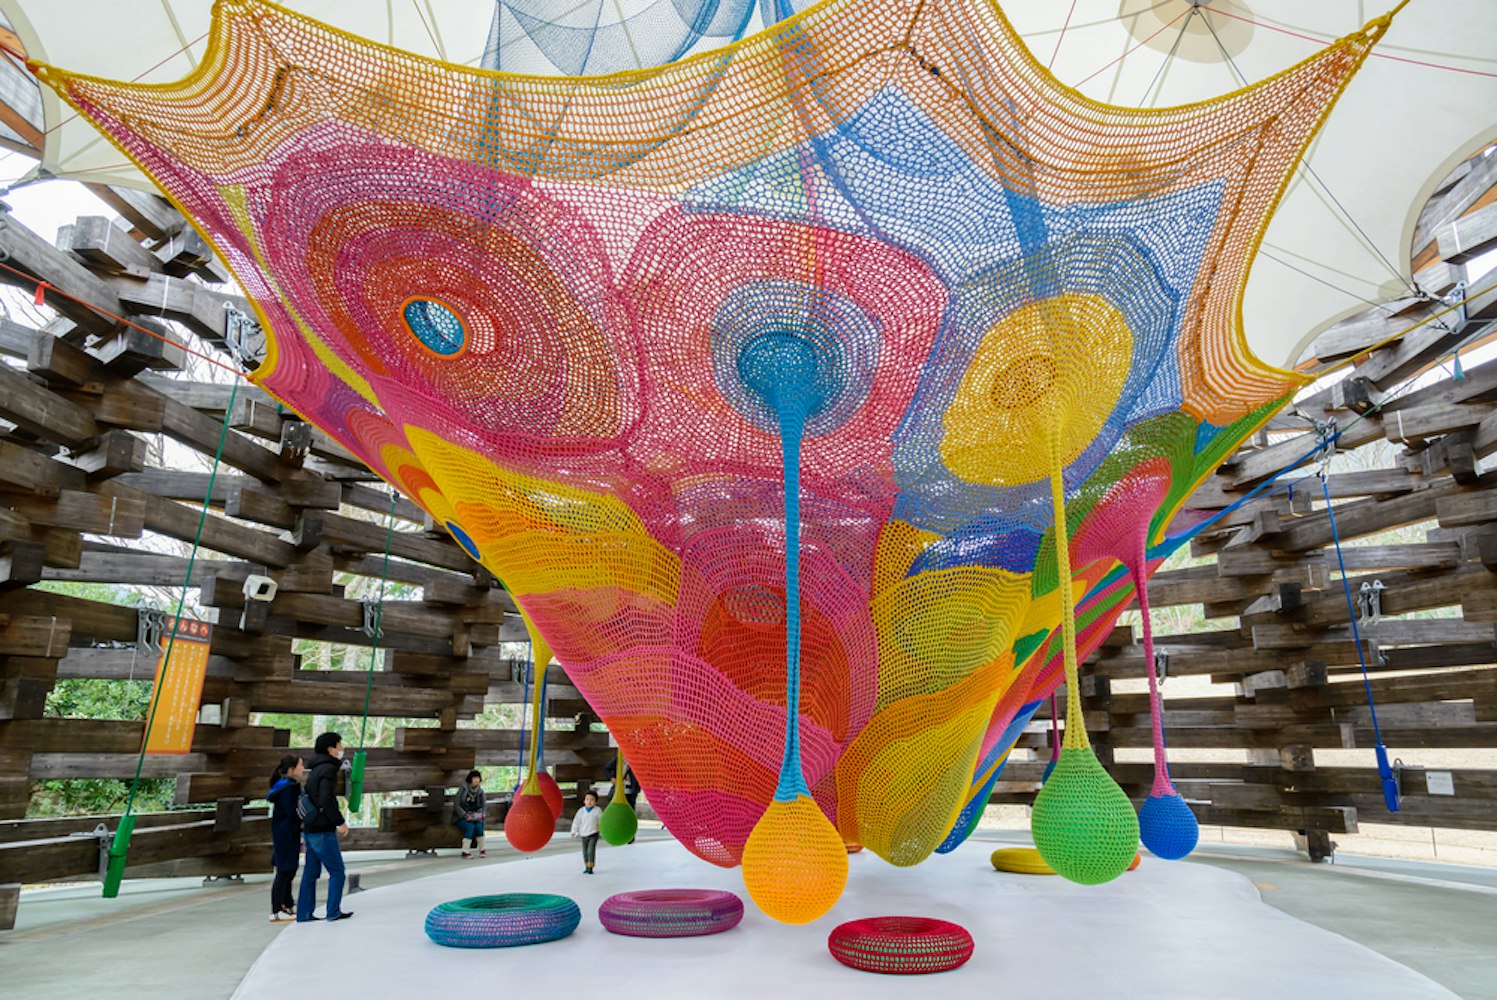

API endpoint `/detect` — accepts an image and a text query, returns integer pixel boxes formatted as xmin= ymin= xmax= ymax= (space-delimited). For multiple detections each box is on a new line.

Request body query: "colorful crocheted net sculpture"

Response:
xmin=38 ymin=0 xmax=1392 ymax=918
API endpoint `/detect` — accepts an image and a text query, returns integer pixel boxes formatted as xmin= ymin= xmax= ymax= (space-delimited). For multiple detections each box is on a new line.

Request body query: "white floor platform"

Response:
xmin=234 ymin=839 xmax=1456 ymax=999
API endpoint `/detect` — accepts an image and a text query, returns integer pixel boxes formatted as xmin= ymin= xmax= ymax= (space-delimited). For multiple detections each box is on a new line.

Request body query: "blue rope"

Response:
xmin=1162 ymin=428 xmax=1343 ymax=549
xmin=1321 ymin=472 xmax=1401 ymax=813
xmin=1075 ymin=432 xmax=1341 ymax=610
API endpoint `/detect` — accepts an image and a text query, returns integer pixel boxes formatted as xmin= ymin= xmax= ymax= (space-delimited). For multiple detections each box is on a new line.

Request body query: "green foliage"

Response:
xmin=45 ymin=678 xmax=151 ymax=720
xmin=28 ymin=778 xmax=176 ymax=818
xmin=30 ymin=580 xmax=149 ymax=605
xmin=33 ymin=678 xmax=179 ymax=818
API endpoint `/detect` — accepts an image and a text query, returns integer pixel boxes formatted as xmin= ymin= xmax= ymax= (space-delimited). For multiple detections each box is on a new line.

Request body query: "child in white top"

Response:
xmin=570 ymin=790 xmax=602 ymax=874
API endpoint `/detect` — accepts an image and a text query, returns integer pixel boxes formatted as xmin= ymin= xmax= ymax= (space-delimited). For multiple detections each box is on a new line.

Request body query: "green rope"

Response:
xmin=126 ymin=377 xmax=240 ymax=811
xmin=348 ymin=491 xmax=398 ymax=812
xmin=357 ymin=491 xmax=398 ymax=748
xmin=108 ymin=377 xmax=240 ymax=897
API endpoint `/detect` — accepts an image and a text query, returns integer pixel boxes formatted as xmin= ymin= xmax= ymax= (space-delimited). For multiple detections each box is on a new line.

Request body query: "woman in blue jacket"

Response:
xmin=267 ymin=754 xmax=306 ymax=922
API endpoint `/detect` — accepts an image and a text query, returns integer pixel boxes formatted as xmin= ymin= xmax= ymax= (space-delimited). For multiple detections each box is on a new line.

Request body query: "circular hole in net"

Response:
xmin=630 ymin=890 xmax=703 ymax=903
xmin=403 ymin=296 xmax=467 ymax=357
xmin=469 ymin=897 xmax=529 ymax=912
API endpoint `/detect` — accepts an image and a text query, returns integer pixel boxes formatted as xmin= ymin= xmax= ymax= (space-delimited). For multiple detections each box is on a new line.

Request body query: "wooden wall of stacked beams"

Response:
xmin=0 ymin=151 xmax=1493 ymax=925
xmin=0 ymin=191 xmax=614 ymax=924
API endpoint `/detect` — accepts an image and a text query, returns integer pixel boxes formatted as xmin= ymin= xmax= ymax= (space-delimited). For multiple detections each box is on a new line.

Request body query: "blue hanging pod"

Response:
xmin=1139 ymin=791 xmax=1199 ymax=860
xmin=1322 ymin=474 xmax=1401 ymax=816
xmin=1376 ymin=745 xmax=1402 ymax=813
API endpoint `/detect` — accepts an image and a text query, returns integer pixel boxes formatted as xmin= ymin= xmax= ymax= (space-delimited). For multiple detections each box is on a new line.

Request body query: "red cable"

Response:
xmin=1076 ymin=6 xmax=1192 ymax=87
xmin=1048 ymin=0 xmax=1082 ymax=70
xmin=0 ymin=258 xmax=248 ymax=377
xmin=1202 ymin=4 xmax=1497 ymax=79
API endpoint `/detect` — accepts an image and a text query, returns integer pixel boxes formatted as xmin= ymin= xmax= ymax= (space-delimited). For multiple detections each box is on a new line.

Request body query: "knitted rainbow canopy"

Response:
xmin=40 ymin=0 xmax=1385 ymax=910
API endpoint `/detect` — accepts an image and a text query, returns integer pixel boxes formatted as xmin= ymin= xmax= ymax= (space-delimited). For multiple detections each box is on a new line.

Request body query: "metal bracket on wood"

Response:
xmin=80 ymin=823 xmax=111 ymax=882
xmin=1356 ymin=577 xmax=1390 ymax=667
xmin=279 ymin=421 xmax=312 ymax=462
xmin=1357 ymin=579 xmax=1386 ymax=626
xmin=1448 ymin=279 xmax=1469 ymax=328
xmin=1154 ymin=649 xmax=1169 ymax=686
xmin=136 ymin=607 xmax=166 ymax=656
xmin=359 ymin=599 xmax=383 ymax=640
xmin=1313 ymin=417 xmax=1338 ymax=471
xmin=223 ymin=303 xmax=262 ymax=369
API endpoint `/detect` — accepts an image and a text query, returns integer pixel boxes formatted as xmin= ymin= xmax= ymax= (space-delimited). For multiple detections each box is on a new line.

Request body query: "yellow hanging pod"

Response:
xmin=741 ymin=794 xmax=847 ymax=925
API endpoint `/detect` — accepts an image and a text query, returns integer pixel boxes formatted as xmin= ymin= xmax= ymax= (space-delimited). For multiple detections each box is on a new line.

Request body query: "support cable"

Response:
xmin=104 ymin=377 xmax=240 ymax=897
xmin=1320 ymin=457 xmax=1401 ymax=813
xmin=348 ymin=490 xmax=399 ymax=813
xmin=1198 ymin=7 xmax=1416 ymax=293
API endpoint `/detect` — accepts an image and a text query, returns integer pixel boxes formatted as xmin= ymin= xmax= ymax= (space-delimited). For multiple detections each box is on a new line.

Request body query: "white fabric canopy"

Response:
xmin=0 ymin=0 xmax=1493 ymax=368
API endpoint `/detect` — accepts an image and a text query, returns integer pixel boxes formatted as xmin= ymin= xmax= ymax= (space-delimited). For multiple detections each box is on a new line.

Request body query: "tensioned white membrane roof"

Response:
xmin=0 ymin=0 xmax=1493 ymax=371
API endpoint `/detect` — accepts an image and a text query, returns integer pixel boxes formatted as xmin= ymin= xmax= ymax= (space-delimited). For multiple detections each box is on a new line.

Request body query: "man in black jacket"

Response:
xmin=296 ymin=731 xmax=354 ymax=922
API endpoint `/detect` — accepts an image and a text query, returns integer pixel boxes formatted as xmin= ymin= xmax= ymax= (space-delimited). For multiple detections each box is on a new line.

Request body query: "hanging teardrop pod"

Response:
xmin=737 ymin=330 xmax=846 ymax=924
xmin=1030 ymin=431 xmax=1139 ymax=885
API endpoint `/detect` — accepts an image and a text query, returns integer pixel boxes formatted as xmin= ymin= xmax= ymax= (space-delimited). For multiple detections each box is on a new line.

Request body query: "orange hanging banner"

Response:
xmin=142 ymin=616 xmax=213 ymax=755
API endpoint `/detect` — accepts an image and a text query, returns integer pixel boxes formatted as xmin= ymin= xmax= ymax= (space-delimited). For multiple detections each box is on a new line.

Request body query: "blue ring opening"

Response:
xmin=404 ymin=298 xmax=467 ymax=357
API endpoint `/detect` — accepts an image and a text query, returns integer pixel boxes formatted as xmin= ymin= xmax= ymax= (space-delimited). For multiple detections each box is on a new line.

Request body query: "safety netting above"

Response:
xmin=37 ymin=0 xmax=1388 ymax=921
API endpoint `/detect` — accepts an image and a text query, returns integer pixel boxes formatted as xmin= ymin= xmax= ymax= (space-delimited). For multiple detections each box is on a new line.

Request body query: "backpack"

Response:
xmin=297 ymin=786 xmax=319 ymax=825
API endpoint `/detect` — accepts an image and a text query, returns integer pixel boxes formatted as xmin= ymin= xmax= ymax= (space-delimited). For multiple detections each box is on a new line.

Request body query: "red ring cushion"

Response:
xmin=827 ymin=916 xmax=974 ymax=974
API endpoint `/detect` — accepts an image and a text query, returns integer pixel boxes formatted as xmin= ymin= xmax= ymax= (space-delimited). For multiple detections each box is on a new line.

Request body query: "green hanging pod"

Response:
xmin=600 ymin=748 xmax=638 ymax=846
xmin=102 ymin=814 xmax=137 ymax=899
xmin=1032 ymin=748 xmax=1139 ymax=884
xmin=347 ymin=750 xmax=368 ymax=813
xmin=1029 ymin=429 xmax=1137 ymax=885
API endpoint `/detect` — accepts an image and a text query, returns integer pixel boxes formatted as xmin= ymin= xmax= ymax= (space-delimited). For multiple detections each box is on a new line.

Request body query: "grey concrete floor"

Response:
xmin=1191 ymin=850 xmax=1497 ymax=1000
xmin=0 ymin=835 xmax=593 ymax=1000
xmin=2 ymin=832 xmax=1494 ymax=1000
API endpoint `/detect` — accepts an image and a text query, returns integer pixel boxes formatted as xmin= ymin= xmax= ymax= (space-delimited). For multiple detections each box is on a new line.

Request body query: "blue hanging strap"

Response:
xmin=1319 ymin=451 xmax=1400 ymax=813
xmin=1163 ymin=425 xmax=1343 ymax=550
